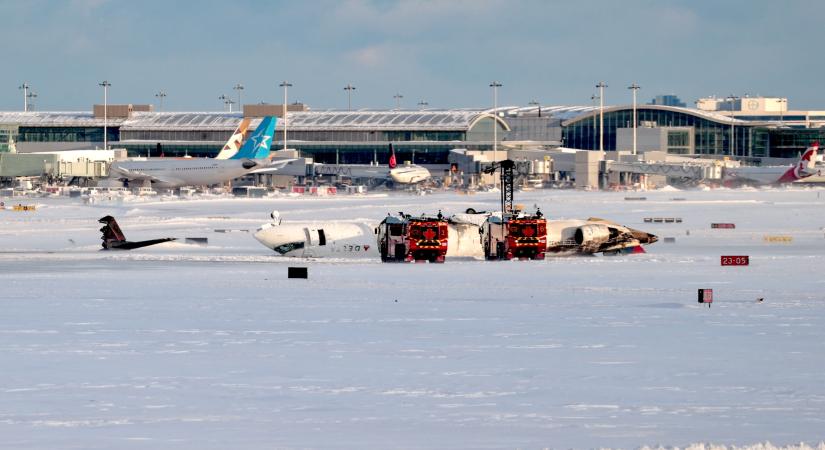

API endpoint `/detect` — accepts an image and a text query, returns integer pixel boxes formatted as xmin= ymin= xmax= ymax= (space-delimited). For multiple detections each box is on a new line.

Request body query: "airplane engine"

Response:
xmin=574 ymin=224 xmax=611 ymax=250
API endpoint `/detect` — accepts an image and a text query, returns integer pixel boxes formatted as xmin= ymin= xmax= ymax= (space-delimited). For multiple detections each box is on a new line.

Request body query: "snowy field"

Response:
xmin=1 ymin=188 xmax=825 ymax=449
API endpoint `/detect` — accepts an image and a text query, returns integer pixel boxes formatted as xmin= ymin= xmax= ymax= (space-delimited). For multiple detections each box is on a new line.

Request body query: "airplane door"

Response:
xmin=302 ymin=227 xmax=327 ymax=257
xmin=302 ymin=227 xmax=314 ymax=257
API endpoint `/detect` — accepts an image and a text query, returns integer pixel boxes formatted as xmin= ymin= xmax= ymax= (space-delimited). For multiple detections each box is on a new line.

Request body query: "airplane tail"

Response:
xmin=231 ymin=116 xmax=277 ymax=160
xmin=388 ymin=143 xmax=397 ymax=169
xmin=99 ymin=215 xmax=127 ymax=248
xmin=801 ymin=141 xmax=819 ymax=166
xmin=98 ymin=215 xmax=175 ymax=250
xmin=215 ymin=118 xmax=251 ymax=159
xmin=789 ymin=141 xmax=820 ymax=180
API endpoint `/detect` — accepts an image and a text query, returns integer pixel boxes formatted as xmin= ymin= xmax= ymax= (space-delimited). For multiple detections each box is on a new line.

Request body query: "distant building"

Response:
xmin=648 ymin=94 xmax=686 ymax=108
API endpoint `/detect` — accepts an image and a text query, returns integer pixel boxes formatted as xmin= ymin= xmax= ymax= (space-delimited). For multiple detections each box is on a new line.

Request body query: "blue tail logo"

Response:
xmin=231 ymin=116 xmax=277 ymax=159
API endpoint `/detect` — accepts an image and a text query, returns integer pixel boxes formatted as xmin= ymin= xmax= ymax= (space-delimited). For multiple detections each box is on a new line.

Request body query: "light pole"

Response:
xmin=591 ymin=94 xmax=599 ymax=149
xmin=99 ymin=80 xmax=111 ymax=150
xmin=628 ymin=83 xmax=640 ymax=155
xmin=233 ymin=83 xmax=244 ymax=110
xmin=219 ymin=94 xmax=232 ymax=112
xmin=19 ymin=82 xmax=30 ymax=112
xmin=490 ymin=81 xmax=502 ymax=188
xmin=26 ymin=91 xmax=37 ymax=112
xmin=727 ymin=95 xmax=738 ymax=155
xmin=154 ymin=91 xmax=167 ymax=111
xmin=280 ymin=81 xmax=292 ymax=152
xmin=344 ymin=83 xmax=356 ymax=111
xmin=528 ymin=100 xmax=541 ymax=117
xmin=393 ymin=93 xmax=403 ymax=110
xmin=417 ymin=100 xmax=428 ymax=110
xmin=778 ymin=98 xmax=787 ymax=126
xmin=596 ymin=81 xmax=607 ymax=151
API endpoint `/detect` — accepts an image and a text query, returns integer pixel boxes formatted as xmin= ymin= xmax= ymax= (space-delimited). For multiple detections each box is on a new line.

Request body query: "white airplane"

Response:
xmin=254 ymin=212 xmax=380 ymax=258
xmin=723 ymin=142 xmax=819 ymax=185
xmin=108 ymin=117 xmax=290 ymax=189
xmin=310 ymin=143 xmax=430 ymax=186
xmin=253 ymin=211 xmax=657 ymax=258
xmin=387 ymin=143 xmax=431 ymax=185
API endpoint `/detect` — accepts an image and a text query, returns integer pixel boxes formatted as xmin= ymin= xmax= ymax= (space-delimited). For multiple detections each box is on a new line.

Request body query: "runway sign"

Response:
xmin=711 ymin=223 xmax=736 ymax=229
xmin=721 ymin=255 xmax=749 ymax=266
xmin=185 ymin=237 xmax=208 ymax=246
xmin=644 ymin=217 xmax=682 ymax=223
xmin=698 ymin=288 xmax=713 ymax=306
xmin=763 ymin=235 xmax=793 ymax=243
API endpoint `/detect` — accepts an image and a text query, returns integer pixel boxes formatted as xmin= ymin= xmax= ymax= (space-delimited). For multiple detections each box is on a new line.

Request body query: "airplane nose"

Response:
xmin=243 ymin=160 xmax=258 ymax=169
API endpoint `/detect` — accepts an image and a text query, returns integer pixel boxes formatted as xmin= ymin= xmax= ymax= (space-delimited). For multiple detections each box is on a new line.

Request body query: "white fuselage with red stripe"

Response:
xmin=723 ymin=143 xmax=819 ymax=185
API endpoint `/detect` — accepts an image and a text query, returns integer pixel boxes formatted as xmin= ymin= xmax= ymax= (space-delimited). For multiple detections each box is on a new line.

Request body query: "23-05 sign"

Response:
xmin=721 ymin=255 xmax=749 ymax=266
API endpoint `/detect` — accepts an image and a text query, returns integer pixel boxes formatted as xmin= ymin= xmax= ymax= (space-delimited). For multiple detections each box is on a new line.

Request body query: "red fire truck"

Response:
xmin=377 ymin=213 xmax=449 ymax=263
xmin=480 ymin=211 xmax=547 ymax=260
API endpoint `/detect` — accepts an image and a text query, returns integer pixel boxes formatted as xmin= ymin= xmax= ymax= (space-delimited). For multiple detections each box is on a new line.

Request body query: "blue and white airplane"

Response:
xmin=108 ymin=117 xmax=290 ymax=188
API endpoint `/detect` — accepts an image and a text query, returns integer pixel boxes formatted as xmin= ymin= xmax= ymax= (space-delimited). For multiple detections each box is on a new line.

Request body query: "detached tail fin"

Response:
xmin=215 ymin=118 xmax=251 ymax=159
xmin=388 ymin=143 xmax=397 ymax=169
xmin=99 ymin=216 xmax=126 ymax=248
xmin=231 ymin=116 xmax=277 ymax=160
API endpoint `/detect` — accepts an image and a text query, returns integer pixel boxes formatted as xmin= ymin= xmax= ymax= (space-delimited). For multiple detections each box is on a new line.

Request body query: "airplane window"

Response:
xmin=273 ymin=242 xmax=305 ymax=255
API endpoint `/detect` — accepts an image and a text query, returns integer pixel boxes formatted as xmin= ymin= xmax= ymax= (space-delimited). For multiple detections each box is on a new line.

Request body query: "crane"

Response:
xmin=483 ymin=159 xmax=515 ymax=215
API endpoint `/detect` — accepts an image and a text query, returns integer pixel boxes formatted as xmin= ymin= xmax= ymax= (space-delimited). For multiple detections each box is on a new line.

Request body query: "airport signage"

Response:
xmin=698 ymin=288 xmax=713 ymax=307
xmin=721 ymin=255 xmax=749 ymax=266
xmin=763 ymin=235 xmax=793 ymax=243
xmin=711 ymin=223 xmax=736 ymax=229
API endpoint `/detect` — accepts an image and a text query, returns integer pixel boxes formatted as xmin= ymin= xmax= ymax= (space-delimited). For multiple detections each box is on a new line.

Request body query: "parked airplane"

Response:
xmin=99 ymin=216 xmax=175 ymax=250
xmin=253 ymin=210 xmax=657 ymax=258
xmin=387 ymin=143 xmax=431 ymax=185
xmin=722 ymin=142 xmax=819 ymax=185
xmin=309 ymin=144 xmax=431 ymax=186
xmin=108 ymin=117 xmax=288 ymax=188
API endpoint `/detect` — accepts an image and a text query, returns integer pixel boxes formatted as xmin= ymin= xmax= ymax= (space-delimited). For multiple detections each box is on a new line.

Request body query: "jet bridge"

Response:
xmin=604 ymin=160 xmax=723 ymax=180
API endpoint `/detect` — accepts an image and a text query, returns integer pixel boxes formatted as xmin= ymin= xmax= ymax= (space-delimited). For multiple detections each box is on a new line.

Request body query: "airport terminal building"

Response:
xmin=1 ymin=96 xmax=823 ymax=165
xmin=0 ymin=106 xmax=523 ymax=167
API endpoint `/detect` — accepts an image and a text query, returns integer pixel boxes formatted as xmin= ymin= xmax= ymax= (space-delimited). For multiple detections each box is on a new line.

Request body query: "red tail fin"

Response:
xmin=802 ymin=141 xmax=819 ymax=161
xmin=388 ymin=143 xmax=397 ymax=169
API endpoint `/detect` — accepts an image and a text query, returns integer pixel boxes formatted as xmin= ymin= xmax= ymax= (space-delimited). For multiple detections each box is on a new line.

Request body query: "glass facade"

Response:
xmin=17 ymin=126 xmax=118 ymax=144
xmin=0 ymin=125 xmax=17 ymax=153
xmin=564 ymin=108 xmax=767 ymax=157
xmin=120 ymin=142 xmax=224 ymax=158
xmin=292 ymin=142 xmax=459 ymax=165
xmin=121 ymin=129 xmax=230 ymax=142
xmin=120 ymin=141 xmax=462 ymax=162
xmin=502 ymin=117 xmax=561 ymax=142
xmin=666 ymin=130 xmax=690 ymax=154
xmin=767 ymin=128 xmax=825 ymax=158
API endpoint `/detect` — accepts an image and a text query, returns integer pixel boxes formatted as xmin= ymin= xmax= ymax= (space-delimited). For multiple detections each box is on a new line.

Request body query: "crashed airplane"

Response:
xmin=252 ymin=210 xmax=657 ymax=259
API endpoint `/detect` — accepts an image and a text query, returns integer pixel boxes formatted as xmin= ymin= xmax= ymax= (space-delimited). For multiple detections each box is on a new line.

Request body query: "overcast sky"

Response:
xmin=2 ymin=0 xmax=823 ymax=112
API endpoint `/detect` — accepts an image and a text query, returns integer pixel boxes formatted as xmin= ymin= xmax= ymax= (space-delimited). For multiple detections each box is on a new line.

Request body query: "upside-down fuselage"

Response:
xmin=253 ymin=213 xmax=656 ymax=258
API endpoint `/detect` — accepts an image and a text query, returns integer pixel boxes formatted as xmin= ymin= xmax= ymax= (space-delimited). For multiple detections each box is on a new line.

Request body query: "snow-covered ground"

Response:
xmin=1 ymin=188 xmax=825 ymax=449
